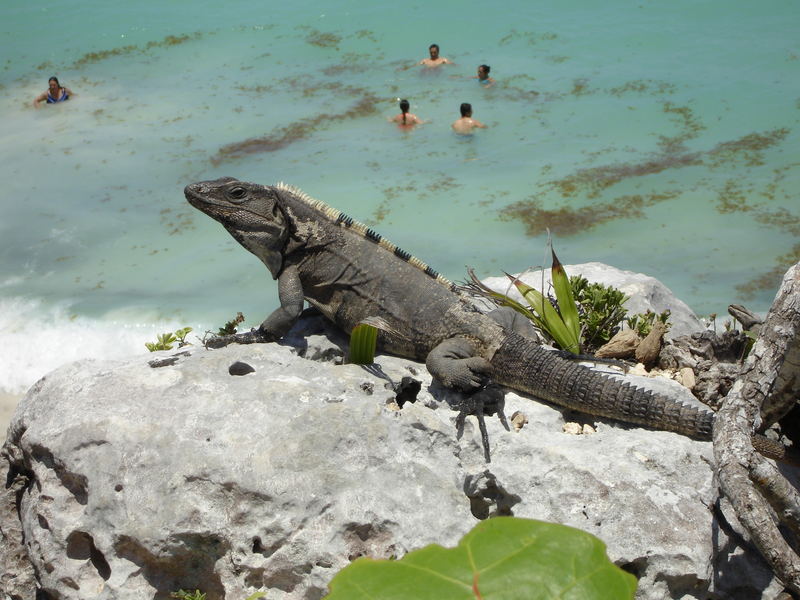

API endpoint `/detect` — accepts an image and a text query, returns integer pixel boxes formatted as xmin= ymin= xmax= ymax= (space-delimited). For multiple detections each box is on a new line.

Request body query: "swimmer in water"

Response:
xmin=451 ymin=103 xmax=487 ymax=134
xmin=389 ymin=99 xmax=424 ymax=128
xmin=473 ymin=65 xmax=495 ymax=87
xmin=33 ymin=76 xmax=74 ymax=108
xmin=418 ymin=44 xmax=454 ymax=68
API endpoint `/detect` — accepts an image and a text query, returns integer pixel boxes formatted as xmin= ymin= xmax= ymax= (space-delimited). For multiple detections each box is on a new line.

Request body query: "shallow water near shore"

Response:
xmin=1 ymin=0 xmax=798 ymax=394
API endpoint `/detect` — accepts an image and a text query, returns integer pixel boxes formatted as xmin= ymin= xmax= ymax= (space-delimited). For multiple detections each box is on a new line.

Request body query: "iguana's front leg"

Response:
xmin=207 ymin=265 xmax=304 ymax=348
xmin=426 ymin=338 xmax=492 ymax=391
xmin=258 ymin=264 xmax=305 ymax=338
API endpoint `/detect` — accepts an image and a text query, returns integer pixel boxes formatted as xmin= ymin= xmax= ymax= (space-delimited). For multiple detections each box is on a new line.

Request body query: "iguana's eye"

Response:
xmin=228 ymin=186 xmax=247 ymax=201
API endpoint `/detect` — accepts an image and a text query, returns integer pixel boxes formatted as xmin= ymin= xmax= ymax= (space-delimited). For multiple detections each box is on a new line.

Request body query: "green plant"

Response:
xmin=145 ymin=326 xmax=194 ymax=352
xmin=145 ymin=332 xmax=178 ymax=352
xmin=742 ymin=328 xmax=757 ymax=359
xmin=349 ymin=322 xmax=379 ymax=364
xmin=625 ymin=309 xmax=671 ymax=337
xmin=570 ymin=275 xmax=629 ymax=352
xmin=348 ymin=317 xmax=403 ymax=365
xmin=324 ymin=516 xmax=636 ymax=599
xmin=174 ymin=326 xmax=193 ymax=346
xmin=217 ymin=312 xmax=246 ymax=336
xmin=468 ymin=248 xmax=582 ymax=354
xmin=169 ymin=590 xmax=266 ymax=600
xmin=170 ymin=591 xmax=205 ymax=600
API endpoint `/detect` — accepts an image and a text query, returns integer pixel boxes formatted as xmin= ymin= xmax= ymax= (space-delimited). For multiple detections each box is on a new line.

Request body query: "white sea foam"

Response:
xmin=0 ymin=297 xmax=206 ymax=395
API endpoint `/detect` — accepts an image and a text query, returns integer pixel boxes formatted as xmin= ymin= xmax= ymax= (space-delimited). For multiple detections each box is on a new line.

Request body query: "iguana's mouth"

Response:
xmin=183 ymin=177 xmax=239 ymax=206
xmin=183 ymin=183 xmax=213 ymax=207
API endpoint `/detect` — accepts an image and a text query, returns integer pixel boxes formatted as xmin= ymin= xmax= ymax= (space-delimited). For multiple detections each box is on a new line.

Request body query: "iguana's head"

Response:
xmin=185 ymin=177 xmax=289 ymax=278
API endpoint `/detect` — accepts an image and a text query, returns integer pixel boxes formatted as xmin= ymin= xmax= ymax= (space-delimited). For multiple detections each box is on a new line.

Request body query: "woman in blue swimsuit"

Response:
xmin=473 ymin=65 xmax=495 ymax=88
xmin=33 ymin=77 xmax=74 ymax=108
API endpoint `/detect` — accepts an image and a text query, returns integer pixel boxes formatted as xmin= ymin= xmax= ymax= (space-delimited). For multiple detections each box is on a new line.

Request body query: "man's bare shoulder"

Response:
xmin=420 ymin=57 xmax=450 ymax=66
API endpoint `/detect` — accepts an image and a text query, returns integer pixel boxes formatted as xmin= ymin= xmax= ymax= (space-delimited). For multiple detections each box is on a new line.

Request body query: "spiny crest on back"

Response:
xmin=275 ymin=182 xmax=456 ymax=291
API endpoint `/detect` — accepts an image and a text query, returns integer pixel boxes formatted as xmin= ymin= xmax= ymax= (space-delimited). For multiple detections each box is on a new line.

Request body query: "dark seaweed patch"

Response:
xmin=715 ymin=180 xmax=800 ymax=236
xmin=735 ymin=243 xmax=800 ymax=299
xmin=540 ymin=127 xmax=789 ymax=202
xmin=210 ymin=93 xmax=380 ymax=164
xmin=715 ymin=180 xmax=753 ymax=214
xmin=498 ymin=30 xmax=558 ymax=46
xmin=370 ymin=200 xmax=390 ymax=225
xmin=608 ymin=80 xmax=677 ymax=97
xmin=500 ymin=192 xmax=679 ymax=236
xmin=71 ymin=33 xmax=202 ymax=68
xmin=548 ymin=153 xmax=702 ymax=199
xmin=354 ymin=29 xmax=378 ymax=42
xmin=303 ymin=28 xmax=342 ymax=49
xmin=425 ymin=175 xmax=461 ymax=193
xmin=707 ymin=128 xmax=790 ymax=168
xmin=662 ymin=103 xmax=706 ymax=140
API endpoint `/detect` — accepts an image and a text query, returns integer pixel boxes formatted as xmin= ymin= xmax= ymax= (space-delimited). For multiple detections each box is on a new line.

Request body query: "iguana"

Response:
xmin=185 ymin=177 xmax=789 ymax=460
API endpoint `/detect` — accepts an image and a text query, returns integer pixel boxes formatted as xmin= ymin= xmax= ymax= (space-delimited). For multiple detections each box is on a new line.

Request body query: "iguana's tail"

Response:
xmin=490 ymin=332 xmax=714 ymax=439
xmin=490 ymin=333 xmax=800 ymax=465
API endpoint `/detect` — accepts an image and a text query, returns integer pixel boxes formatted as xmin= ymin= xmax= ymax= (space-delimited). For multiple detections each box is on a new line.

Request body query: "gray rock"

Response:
xmin=479 ymin=262 xmax=704 ymax=339
xmin=692 ymin=360 xmax=741 ymax=411
xmin=0 ymin=318 xmax=784 ymax=600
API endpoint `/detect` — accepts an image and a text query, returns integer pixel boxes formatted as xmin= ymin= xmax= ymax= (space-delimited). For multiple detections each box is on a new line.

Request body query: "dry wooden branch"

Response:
xmin=714 ymin=262 xmax=800 ymax=593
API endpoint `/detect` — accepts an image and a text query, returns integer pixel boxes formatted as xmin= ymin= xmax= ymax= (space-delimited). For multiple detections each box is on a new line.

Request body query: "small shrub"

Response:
xmin=569 ymin=275 xmax=628 ymax=352
xmin=145 ymin=332 xmax=178 ymax=352
xmin=174 ymin=326 xmax=193 ymax=346
xmin=170 ymin=591 xmax=205 ymax=600
xmin=217 ymin=312 xmax=245 ymax=336
xmin=625 ymin=309 xmax=671 ymax=337
xmin=145 ymin=327 xmax=193 ymax=352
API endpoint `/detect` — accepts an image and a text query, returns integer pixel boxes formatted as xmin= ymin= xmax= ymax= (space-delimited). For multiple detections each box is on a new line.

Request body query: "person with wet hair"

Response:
xmin=33 ymin=76 xmax=74 ymax=108
xmin=451 ymin=102 xmax=487 ymax=134
xmin=418 ymin=43 xmax=453 ymax=67
xmin=389 ymin=99 xmax=424 ymax=128
xmin=474 ymin=64 xmax=495 ymax=87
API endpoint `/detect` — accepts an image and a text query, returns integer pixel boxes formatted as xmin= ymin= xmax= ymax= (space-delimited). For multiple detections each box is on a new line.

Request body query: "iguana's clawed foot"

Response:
xmin=426 ymin=338 xmax=492 ymax=391
xmin=454 ymin=384 xmax=508 ymax=463
xmin=205 ymin=328 xmax=275 ymax=349
xmin=447 ymin=357 xmax=492 ymax=391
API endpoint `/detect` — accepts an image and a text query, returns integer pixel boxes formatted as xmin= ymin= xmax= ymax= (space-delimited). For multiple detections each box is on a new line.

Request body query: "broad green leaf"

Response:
xmin=550 ymin=249 xmax=581 ymax=352
xmin=325 ymin=517 xmax=636 ymax=600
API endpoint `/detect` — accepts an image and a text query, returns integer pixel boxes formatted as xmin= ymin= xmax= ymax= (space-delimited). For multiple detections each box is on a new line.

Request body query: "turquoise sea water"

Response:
xmin=1 ymin=0 xmax=798 ymax=393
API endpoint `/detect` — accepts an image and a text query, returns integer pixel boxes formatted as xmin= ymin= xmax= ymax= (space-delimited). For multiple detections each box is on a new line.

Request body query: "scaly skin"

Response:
xmin=183 ymin=177 xmax=742 ymax=445
xmin=491 ymin=333 xmax=713 ymax=438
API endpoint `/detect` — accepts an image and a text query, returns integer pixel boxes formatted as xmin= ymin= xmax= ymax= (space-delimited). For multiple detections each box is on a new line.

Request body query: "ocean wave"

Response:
xmin=0 ymin=297 xmax=206 ymax=395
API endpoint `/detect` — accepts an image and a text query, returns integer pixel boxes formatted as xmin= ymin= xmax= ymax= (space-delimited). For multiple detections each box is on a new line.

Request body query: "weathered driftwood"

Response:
xmin=635 ymin=321 xmax=666 ymax=370
xmin=714 ymin=262 xmax=800 ymax=593
xmin=594 ymin=329 xmax=640 ymax=359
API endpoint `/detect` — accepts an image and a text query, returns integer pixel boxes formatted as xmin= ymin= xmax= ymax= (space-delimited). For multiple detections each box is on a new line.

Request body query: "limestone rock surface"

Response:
xmin=0 ymin=317 xmax=785 ymax=600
